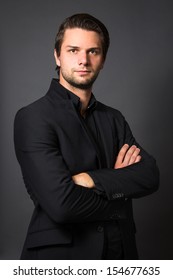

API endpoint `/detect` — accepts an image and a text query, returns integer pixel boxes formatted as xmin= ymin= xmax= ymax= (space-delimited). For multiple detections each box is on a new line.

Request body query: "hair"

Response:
xmin=54 ymin=13 xmax=110 ymax=73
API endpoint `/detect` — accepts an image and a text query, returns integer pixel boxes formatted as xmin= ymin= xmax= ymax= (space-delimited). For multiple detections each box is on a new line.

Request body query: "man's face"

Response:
xmin=54 ymin=28 xmax=104 ymax=90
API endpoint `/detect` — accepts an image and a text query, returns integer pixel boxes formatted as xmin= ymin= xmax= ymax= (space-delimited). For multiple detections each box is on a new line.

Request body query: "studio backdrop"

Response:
xmin=0 ymin=0 xmax=173 ymax=259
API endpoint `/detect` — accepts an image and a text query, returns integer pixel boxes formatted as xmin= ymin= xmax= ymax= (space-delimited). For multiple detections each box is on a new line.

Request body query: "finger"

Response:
xmin=128 ymin=147 xmax=141 ymax=165
xmin=114 ymin=144 xmax=129 ymax=168
xmin=134 ymin=155 xmax=141 ymax=163
xmin=123 ymin=145 xmax=137 ymax=165
xmin=72 ymin=175 xmax=77 ymax=184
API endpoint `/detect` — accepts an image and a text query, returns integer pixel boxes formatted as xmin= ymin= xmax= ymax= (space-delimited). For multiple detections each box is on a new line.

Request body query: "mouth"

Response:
xmin=75 ymin=70 xmax=91 ymax=75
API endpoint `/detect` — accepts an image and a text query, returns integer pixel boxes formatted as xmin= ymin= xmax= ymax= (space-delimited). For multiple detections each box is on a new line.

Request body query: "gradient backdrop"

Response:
xmin=0 ymin=0 xmax=173 ymax=259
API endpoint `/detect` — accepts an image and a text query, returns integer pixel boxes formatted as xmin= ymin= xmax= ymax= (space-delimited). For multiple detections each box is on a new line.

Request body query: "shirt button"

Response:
xmin=97 ymin=225 xmax=104 ymax=233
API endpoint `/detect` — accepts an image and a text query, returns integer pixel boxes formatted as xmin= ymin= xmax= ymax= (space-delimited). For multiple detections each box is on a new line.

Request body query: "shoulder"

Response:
xmin=14 ymin=92 xmax=60 ymax=127
xmin=14 ymin=96 xmax=57 ymax=142
xmin=15 ymin=95 xmax=49 ymax=118
xmin=14 ymin=95 xmax=58 ymax=149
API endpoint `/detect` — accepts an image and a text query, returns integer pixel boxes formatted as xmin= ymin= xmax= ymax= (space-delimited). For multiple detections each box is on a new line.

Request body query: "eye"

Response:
xmin=90 ymin=49 xmax=97 ymax=55
xmin=69 ymin=49 xmax=78 ymax=54
xmin=89 ymin=48 xmax=101 ymax=55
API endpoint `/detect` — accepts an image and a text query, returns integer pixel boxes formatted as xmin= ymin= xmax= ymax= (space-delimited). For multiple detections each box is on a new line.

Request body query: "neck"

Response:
xmin=75 ymin=88 xmax=92 ymax=115
xmin=59 ymin=79 xmax=92 ymax=115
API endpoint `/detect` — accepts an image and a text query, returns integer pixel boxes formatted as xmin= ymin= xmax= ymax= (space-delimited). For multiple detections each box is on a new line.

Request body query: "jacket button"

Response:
xmin=112 ymin=193 xmax=124 ymax=199
xmin=110 ymin=213 xmax=121 ymax=219
xmin=97 ymin=225 xmax=104 ymax=233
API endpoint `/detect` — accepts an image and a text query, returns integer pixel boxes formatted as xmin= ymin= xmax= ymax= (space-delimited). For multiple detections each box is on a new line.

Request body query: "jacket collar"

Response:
xmin=47 ymin=79 xmax=97 ymax=113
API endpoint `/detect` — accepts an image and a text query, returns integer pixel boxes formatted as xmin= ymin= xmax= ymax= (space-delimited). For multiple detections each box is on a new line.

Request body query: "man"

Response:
xmin=14 ymin=13 xmax=159 ymax=260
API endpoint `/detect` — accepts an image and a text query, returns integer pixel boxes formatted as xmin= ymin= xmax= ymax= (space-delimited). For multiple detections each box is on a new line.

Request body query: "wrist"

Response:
xmin=82 ymin=173 xmax=95 ymax=188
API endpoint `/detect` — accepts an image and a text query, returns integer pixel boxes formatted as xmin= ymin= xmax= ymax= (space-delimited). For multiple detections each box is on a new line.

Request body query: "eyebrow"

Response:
xmin=65 ymin=45 xmax=101 ymax=50
xmin=66 ymin=45 xmax=79 ymax=49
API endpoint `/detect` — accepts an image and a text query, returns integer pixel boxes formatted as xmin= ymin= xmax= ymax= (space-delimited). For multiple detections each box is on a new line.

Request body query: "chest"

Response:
xmin=52 ymin=104 xmax=119 ymax=174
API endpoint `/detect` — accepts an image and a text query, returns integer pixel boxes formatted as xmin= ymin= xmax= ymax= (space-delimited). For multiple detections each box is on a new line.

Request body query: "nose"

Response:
xmin=78 ymin=51 xmax=89 ymax=66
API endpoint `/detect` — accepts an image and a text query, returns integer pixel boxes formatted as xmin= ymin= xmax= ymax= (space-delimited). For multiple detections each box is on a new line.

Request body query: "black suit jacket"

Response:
xmin=14 ymin=79 xmax=159 ymax=259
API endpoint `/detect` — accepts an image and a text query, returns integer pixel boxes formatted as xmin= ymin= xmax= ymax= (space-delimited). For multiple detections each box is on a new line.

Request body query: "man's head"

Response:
xmin=54 ymin=14 xmax=110 ymax=91
xmin=55 ymin=13 xmax=110 ymax=61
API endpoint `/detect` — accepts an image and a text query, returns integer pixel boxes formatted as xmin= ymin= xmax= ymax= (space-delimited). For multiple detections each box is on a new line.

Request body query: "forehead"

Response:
xmin=62 ymin=28 xmax=102 ymax=48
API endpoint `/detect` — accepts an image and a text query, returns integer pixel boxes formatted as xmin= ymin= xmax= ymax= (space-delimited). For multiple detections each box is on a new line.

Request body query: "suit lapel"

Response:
xmin=93 ymin=104 xmax=117 ymax=168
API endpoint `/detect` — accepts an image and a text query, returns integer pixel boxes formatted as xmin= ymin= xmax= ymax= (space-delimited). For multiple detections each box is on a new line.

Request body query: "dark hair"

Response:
xmin=54 ymin=13 xmax=110 ymax=72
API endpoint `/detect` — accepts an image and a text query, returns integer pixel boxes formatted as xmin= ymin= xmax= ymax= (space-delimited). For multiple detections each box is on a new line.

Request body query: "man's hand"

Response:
xmin=72 ymin=144 xmax=141 ymax=188
xmin=114 ymin=144 xmax=141 ymax=169
xmin=72 ymin=173 xmax=95 ymax=188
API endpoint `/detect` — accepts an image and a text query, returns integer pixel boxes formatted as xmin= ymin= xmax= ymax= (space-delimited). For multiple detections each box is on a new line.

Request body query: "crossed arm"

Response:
xmin=72 ymin=144 xmax=141 ymax=188
xmin=14 ymin=104 xmax=159 ymax=223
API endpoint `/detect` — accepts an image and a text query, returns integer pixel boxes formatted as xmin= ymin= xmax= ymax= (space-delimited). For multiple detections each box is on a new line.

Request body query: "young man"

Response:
xmin=14 ymin=13 xmax=159 ymax=260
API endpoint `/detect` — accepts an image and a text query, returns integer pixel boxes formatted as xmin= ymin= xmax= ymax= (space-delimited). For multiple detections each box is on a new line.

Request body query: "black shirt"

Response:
xmin=66 ymin=88 xmax=123 ymax=260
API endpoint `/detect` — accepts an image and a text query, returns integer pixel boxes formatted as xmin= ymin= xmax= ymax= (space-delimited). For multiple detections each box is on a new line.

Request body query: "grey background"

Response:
xmin=0 ymin=0 xmax=173 ymax=259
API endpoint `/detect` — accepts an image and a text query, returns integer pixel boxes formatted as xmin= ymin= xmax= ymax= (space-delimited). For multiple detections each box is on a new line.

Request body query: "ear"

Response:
xmin=99 ymin=55 xmax=105 ymax=70
xmin=54 ymin=49 xmax=61 ymax=67
xmin=100 ymin=60 xmax=105 ymax=70
xmin=100 ymin=62 xmax=104 ymax=70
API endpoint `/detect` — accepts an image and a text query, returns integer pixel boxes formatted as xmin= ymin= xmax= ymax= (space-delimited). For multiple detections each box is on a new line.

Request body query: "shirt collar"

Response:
xmin=68 ymin=90 xmax=97 ymax=113
xmin=50 ymin=79 xmax=97 ymax=113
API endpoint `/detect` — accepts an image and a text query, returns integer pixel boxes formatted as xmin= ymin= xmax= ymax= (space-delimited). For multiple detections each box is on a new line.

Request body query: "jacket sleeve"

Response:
xmin=87 ymin=111 xmax=159 ymax=200
xmin=14 ymin=107 xmax=124 ymax=224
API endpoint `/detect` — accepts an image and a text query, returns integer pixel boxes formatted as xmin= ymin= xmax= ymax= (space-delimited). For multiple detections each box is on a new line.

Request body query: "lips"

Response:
xmin=75 ymin=70 xmax=91 ymax=74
